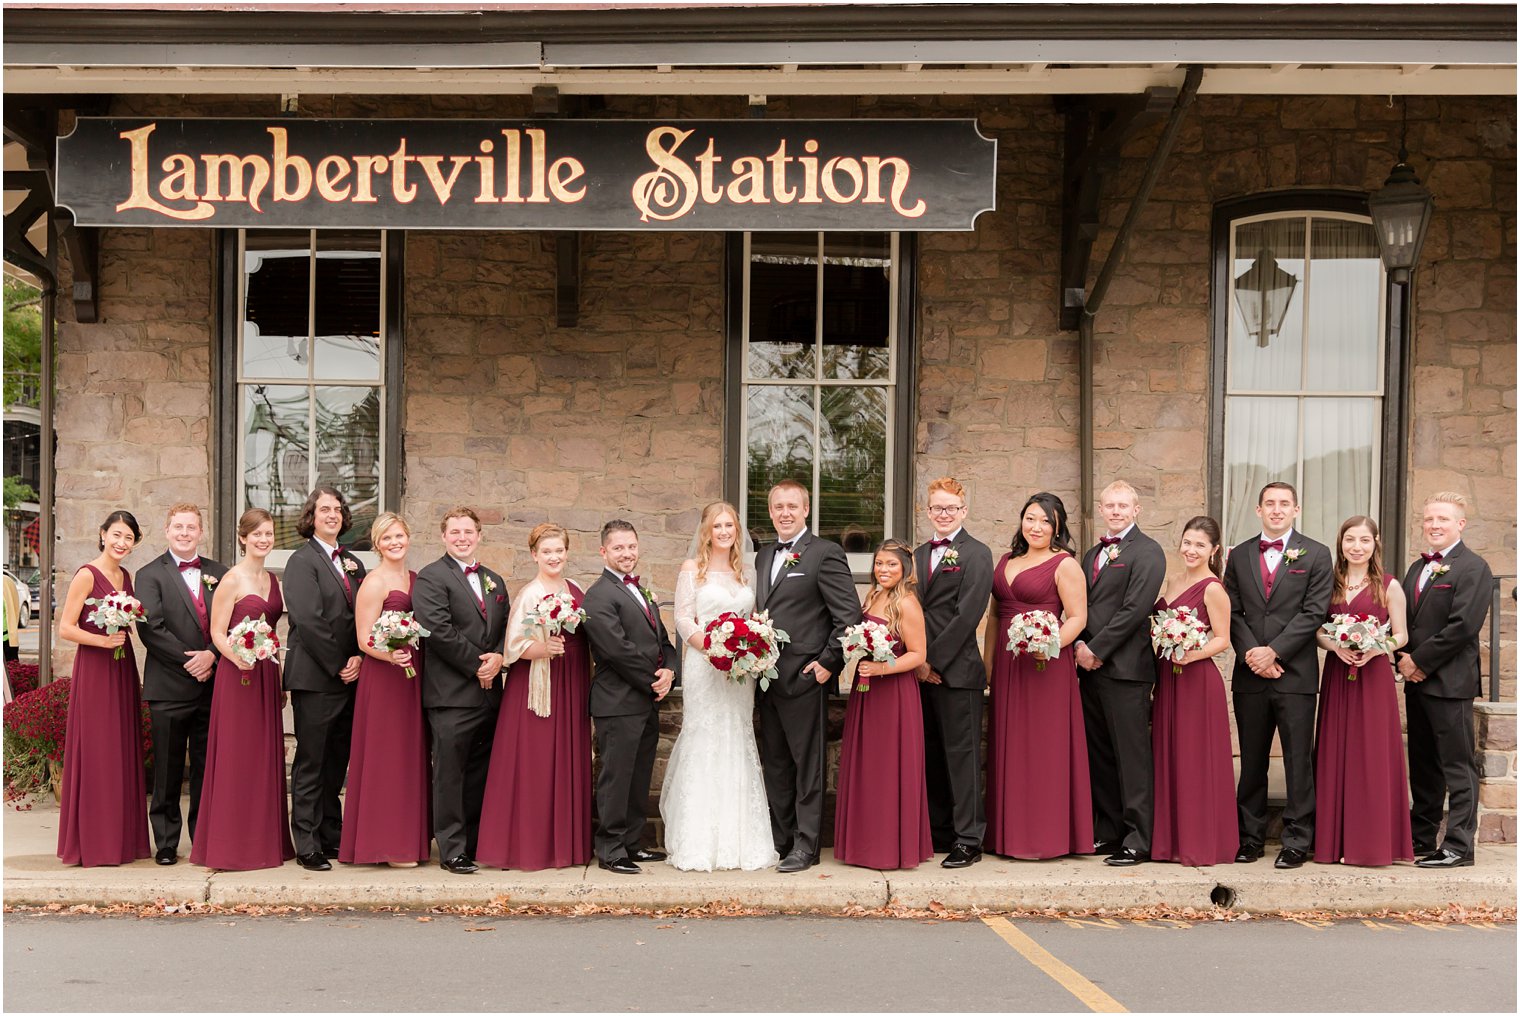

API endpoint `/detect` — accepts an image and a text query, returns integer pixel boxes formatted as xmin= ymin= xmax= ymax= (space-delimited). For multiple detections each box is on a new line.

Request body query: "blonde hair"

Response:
xmin=529 ymin=522 xmax=570 ymax=552
xmin=695 ymin=501 xmax=747 ymax=583
xmin=867 ymin=539 xmax=919 ymax=635
xmin=1099 ymin=480 xmax=1140 ymax=503
xmin=1425 ymin=492 xmax=1468 ymax=517
xmin=370 ymin=512 xmax=410 ymax=546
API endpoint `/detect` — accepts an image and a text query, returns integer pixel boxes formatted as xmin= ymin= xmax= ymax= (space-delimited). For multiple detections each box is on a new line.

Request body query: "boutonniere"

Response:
xmin=639 ymin=584 xmax=658 ymax=607
xmin=941 ymin=548 xmax=960 ymax=568
xmin=202 ymin=574 xmax=219 ymax=589
xmin=1283 ymin=548 xmax=1305 ymax=563
xmin=483 ymin=574 xmax=498 ymax=595
xmin=342 ymin=557 xmax=359 ymax=573
xmin=1106 ymin=545 xmax=1122 ymax=563
xmin=782 ymin=550 xmax=802 ymax=570
xmin=1432 ymin=564 xmax=1451 ymax=578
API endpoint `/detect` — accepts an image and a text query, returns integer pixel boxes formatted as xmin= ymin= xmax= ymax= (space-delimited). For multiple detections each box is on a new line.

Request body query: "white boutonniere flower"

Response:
xmin=640 ymin=584 xmax=658 ymax=607
xmin=1432 ymin=564 xmax=1451 ymax=578
xmin=1283 ymin=548 xmax=1305 ymax=563
xmin=1106 ymin=545 xmax=1122 ymax=563
xmin=941 ymin=548 xmax=960 ymax=568
xmin=782 ymin=550 xmax=802 ymax=570
xmin=342 ymin=557 xmax=359 ymax=573
xmin=202 ymin=574 xmax=219 ymax=588
xmin=483 ymin=574 xmax=497 ymax=595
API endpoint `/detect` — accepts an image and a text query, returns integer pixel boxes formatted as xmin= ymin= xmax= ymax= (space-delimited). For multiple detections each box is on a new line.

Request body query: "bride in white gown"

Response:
xmin=660 ymin=501 xmax=779 ymax=871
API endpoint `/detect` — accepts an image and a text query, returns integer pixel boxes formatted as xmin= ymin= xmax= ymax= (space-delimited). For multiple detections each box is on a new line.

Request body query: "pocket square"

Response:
xmin=784 ymin=572 xmax=807 ymax=578
xmin=940 ymin=566 xmax=963 ymax=574
xmin=1288 ymin=569 xmax=1307 ymax=574
xmin=1109 ymin=562 xmax=1127 ymax=569
xmin=1433 ymin=583 xmax=1453 ymax=590
xmin=496 ymin=594 xmax=507 ymax=603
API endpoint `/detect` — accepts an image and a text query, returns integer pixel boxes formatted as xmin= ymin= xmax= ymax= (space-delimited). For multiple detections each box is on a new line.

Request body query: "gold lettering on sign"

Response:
xmin=315 ymin=155 xmax=352 ymax=201
xmin=270 ymin=128 xmax=313 ymax=202
xmin=631 ymin=127 xmax=699 ymax=223
xmin=201 ymin=152 xmax=272 ymax=210
xmin=115 ymin=124 xmax=213 ymax=220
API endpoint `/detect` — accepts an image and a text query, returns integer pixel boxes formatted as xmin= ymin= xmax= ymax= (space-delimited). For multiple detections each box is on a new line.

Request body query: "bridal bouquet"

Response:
xmin=703 ymin=610 xmax=790 ymax=691
xmin=1150 ymin=605 xmax=1212 ymax=676
xmin=227 ymin=617 xmax=280 ymax=685
xmin=1005 ymin=610 xmax=1061 ymax=671
xmin=83 ymin=591 xmax=147 ymax=660
xmin=1320 ymin=613 xmax=1395 ymax=681
xmin=367 ymin=610 xmax=430 ymax=679
xmin=838 ymin=619 xmax=898 ymax=693
xmin=522 ymin=591 xmax=588 ymax=716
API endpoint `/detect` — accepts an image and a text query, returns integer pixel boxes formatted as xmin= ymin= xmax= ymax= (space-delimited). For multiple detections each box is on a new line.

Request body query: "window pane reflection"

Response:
xmin=1301 ymin=398 xmax=1377 ymax=540
xmin=745 ymin=385 xmax=815 ymax=543
xmin=818 ymin=386 xmax=886 ymax=550
xmin=747 ymin=232 xmax=818 ymax=380
xmin=822 ymin=234 xmax=891 ymax=381
xmin=242 ymin=384 xmax=310 ymax=549
xmin=1306 ymin=219 xmax=1382 ymax=392
xmin=1224 ymin=395 xmax=1299 ymax=546
xmin=1229 ymin=218 xmax=1305 ymax=392
xmin=315 ymin=386 xmax=381 ymax=550
xmin=314 ymin=232 xmax=381 ymax=381
xmin=243 ymin=235 xmax=310 ymax=380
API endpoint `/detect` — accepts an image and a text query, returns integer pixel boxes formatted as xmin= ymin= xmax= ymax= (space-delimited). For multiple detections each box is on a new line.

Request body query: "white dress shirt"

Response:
xmin=931 ymin=527 xmax=963 ymax=572
xmin=455 ymin=557 xmax=483 ymax=601
xmin=605 ymin=567 xmax=651 ymax=614
xmin=313 ymin=535 xmax=347 ymax=579
xmin=1095 ymin=523 xmax=1134 ymax=575
xmin=1259 ymin=527 xmax=1294 ymax=574
xmin=170 ymin=551 xmax=202 ymax=597
xmin=770 ymin=528 xmax=808 ymax=584
xmin=1419 ymin=538 xmax=1461 ymax=592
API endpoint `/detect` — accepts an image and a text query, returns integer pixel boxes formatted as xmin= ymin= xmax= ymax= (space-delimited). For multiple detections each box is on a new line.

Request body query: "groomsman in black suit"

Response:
xmin=1223 ymin=481 xmax=1333 ymax=869
xmin=582 ymin=520 xmax=676 ymax=875
xmin=415 ymin=506 xmax=509 ymax=874
xmin=136 ymin=503 xmax=228 ymax=865
xmin=1074 ymin=480 xmax=1167 ymax=867
xmin=1398 ymin=492 xmax=1493 ymax=869
xmin=283 ymin=487 xmax=367 ymax=871
xmin=754 ymin=480 xmax=862 ymax=873
xmin=912 ymin=477 xmax=993 ymax=869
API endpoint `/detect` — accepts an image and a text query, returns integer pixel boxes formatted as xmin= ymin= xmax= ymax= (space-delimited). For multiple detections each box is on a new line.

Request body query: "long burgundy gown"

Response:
xmin=338 ymin=577 xmax=432 ymax=864
xmin=1314 ymin=575 xmax=1414 ymax=866
xmin=56 ymin=564 xmax=152 ymax=867
xmin=190 ymin=575 xmax=296 ymax=871
xmin=1150 ymin=577 xmax=1238 ymax=866
xmin=833 ymin=611 xmax=933 ymax=870
xmin=985 ymin=552 xmax=1094 ymax=859
xmin=475 ymin=582 xmax=593 ymax=871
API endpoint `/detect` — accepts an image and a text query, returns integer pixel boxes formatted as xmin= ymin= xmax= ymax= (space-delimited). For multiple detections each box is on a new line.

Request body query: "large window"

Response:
xmin=233 ymin=230 xmax=397 ymax=561
xmin=1220 ymin=209 xmax=1386 ymax=544
xmin=730 ymin=232 xmax=913 ymax=567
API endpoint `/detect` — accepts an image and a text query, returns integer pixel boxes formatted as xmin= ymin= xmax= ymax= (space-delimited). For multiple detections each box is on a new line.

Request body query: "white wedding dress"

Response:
xmin=659 ymin=567 xmax=779 ymax=871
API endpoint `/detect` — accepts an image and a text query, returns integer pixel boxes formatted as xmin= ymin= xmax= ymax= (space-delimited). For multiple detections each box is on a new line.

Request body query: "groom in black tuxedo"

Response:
xmin=136 ymin=502 xmax=228 ymax=865
xmin=912 ymin=478 xmax=994 ymax=869
xmin=583 ymin=520 xmax=676 ymax=874
xmin=415 ymin=506 xmax=509 ymax=875
xmin=754 ymin=480 xmax=862 ymax=873
xmin=1399 ymin=492 xmax=1493 ymax=868
xmin=283 ymin=487 xmax=367 ymax=871
xmin=1075 ymin=480 xmax=1166 ymax=867
xmin=1223 ymin=481 xmax=1333 ymax=870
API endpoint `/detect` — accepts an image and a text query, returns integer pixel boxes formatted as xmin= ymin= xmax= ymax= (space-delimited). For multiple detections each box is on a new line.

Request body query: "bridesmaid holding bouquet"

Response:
xmin=833 ymin=540 xmax=932 ymax=870
xmin=984 ymin=493 xmax=1092 ymax=860
xmin=1150 ymin=516 xmax=1238 ymax=866
xmin=338 ymin=513 xmax=432 ymax=867
xmin=191 ymin=509 xmax=296 ymax=871
xmin=56 ymin=510 xmax=152 ymax=867
xmin=476 ymin=523 xmax=593 ymax=871
xmin=1313 ymin=516 xmax=1412 ymax=867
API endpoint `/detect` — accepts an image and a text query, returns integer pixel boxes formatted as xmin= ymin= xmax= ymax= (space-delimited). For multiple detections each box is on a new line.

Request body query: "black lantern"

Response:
xmin=1368 ymin=107 xmax=1435 ymax=283
xmin=1233 ymin=248 xmax=1299 ymax=348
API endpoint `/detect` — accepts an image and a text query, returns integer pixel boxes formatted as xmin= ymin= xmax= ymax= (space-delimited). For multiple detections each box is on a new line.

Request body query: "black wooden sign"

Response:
xmin=56 ymin=118 xmax=997 ymax=231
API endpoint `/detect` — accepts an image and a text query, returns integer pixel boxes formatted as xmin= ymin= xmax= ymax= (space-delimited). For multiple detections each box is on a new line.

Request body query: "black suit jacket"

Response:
xmin=413 ymin=554 xmax=510 ymax=710
xmin=136 ymin=550 xmax=229 ymax=702
xmin=583 ymin=569 xmax=678 ymax=718
xmin=754 ymin=530 xmax=862 ymax=698
xmin=1402 ymin=541 xmax=1493 ymax=700
xmin=1079 ymin=526 xmax=1167 ymax=685
xmin=912 ymin=529 xmax=994 ymax=690
xmin=1223 ymin=530 xmax=1334 ymax=695
xmin=282 ymin=538 xmax=367 ymax=692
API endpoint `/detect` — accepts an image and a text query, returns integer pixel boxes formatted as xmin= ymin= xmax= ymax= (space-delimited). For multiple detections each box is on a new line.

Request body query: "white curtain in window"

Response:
xmin=1301 ymin=397 xmax=1378 ymax=543
xmin=1224 ymin=395 xmax=1299 ymax=545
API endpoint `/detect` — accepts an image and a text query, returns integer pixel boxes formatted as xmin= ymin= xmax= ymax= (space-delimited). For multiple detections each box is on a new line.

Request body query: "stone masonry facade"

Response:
xmin=47 ymin=92 xmax=1516 ymax=838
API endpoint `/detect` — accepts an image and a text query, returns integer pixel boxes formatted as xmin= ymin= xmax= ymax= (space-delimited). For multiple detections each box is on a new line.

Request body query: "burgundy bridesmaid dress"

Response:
xmin=1314 ymin=575 xmax=1414 ymax=866
xmin=833 ymin=612 xmax=933 ymax=870
xmin=985 ymin=553 xmax=1094 ymax=859
xmin=475 ymin=582 xmax=593 ymax=871
xmin=190 ymin=575 xmax=296 ymax=871
xmin=338 ymin=576 xmax=432 ymax=864
xmin=56 ymin=564 xmax=152 ymax=867
xmin=1150 ymin=577 xmax=1238 ymax=866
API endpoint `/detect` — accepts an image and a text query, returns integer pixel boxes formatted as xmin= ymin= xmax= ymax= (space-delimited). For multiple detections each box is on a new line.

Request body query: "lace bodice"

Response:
xmin=674 ymin=567 xmax=758 ymax=645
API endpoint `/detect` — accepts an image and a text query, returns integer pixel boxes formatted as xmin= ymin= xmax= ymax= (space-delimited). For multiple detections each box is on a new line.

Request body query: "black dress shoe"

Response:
xmin=1275 ymin=847 xmax=1310 ymax=869
xmin=1092 ymin=839 xmax=1121 ymax=856
xmin=598 ymin=857 xmax=641 ymax=875
xmin=1415 ymin=847 xmax=1474 ymax=869
xmin=777 ymin=850 xmax=818 ymax=873
xmin=1104 ymin=847 xmax=1150 ymax=867
xmin=441 ymin=855 xmax=479 ymax=874
xmin=1413 ymin=843 xmax=1438 ymax=858
xmin=629 ymin=849 xmax=667 ymax=863
xmin=1234 ymin=843 xmax=1264 ymax=863
xmin=154 ymin=847 xmax=178 ymax=866
xmin=942 ymin=844 xmax=983 ymax=869
xmin=296 ymin=852 xmax=331 ymax=872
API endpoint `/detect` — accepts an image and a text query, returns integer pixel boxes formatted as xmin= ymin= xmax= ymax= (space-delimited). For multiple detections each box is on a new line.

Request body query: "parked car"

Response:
xmin=3 ymin=569 xmax=31 ymax=628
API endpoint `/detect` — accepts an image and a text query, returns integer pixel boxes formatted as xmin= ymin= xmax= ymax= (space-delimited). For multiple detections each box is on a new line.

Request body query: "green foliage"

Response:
xmin=3 ymin=476 xmax=37 ymax=509
xmin=3 ymin=277 xmax=43 ymax=408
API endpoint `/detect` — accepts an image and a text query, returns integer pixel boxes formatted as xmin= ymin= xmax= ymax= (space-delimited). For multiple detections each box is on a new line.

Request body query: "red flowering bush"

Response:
xmin=6 ymin=661 xmax=39 ymax=697
xmin=2 ymin=678 xmax=154 ymax=805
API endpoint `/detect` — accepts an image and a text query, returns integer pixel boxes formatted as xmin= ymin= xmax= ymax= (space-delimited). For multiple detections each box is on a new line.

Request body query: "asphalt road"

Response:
xmin=3 ymin=913 xmax=1514 ymax=1013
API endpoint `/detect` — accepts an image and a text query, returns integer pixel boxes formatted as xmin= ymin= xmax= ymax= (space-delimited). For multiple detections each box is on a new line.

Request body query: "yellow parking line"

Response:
xmin=982 ymin=916 xmax=1128 ymax=1013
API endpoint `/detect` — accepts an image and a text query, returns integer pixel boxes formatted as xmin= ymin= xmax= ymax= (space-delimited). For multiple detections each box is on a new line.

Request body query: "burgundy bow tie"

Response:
xmin=1421 ymin=551 xmax=1444 ymax=563
xmin=1259 ymin=539 xmax=1284 ymax=553
xmin=464 ymin=563 xmax=481 ymax=576
xmin=623 ymin=573 xmax=642 ymax=588
xmin=331 ymin=548 xmax=344 ymax=562
xmin=177 ymin=558 xmax=201 ymax=571
xmin=1099 ymin=536 xmax=1121 ymax=546
xmin=930 ymin=538 xmax=951 ymax=548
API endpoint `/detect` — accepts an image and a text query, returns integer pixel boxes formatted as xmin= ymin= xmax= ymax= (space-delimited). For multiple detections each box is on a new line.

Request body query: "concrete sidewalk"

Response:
xmin=4 ymin=798 xmax=1514 ymax=914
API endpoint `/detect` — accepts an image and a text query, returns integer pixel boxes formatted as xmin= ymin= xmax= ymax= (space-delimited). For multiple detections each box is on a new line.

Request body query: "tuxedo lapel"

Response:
xmin=442 ymin=556 xmax=486 ymax=620
xmin=160 ymin=552 xmax=205 ymax=625
xmin=309 ymin=538 xmax=351 ymax=602
xmin=914 ymin=542 xmax=933 ymax=590
xmin=1246 ymin=539 xmax=1268 ymax=602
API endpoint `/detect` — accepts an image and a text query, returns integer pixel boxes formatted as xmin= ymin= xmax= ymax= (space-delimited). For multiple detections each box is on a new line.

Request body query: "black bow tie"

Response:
xmin=777 ymin=541 xmax=794 ymax=552
xmin=1421 ymin=551 xmax=1444 ymax=563
xmin=1259 ymin=539 xmax=1284 ymax=553
xmin=1099 ymin=536 xmax=1121 ymax=546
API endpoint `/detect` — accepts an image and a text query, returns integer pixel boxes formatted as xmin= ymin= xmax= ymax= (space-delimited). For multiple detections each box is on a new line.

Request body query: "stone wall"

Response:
xmin=1477 ymin=701 xmax=1517 ymax=843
